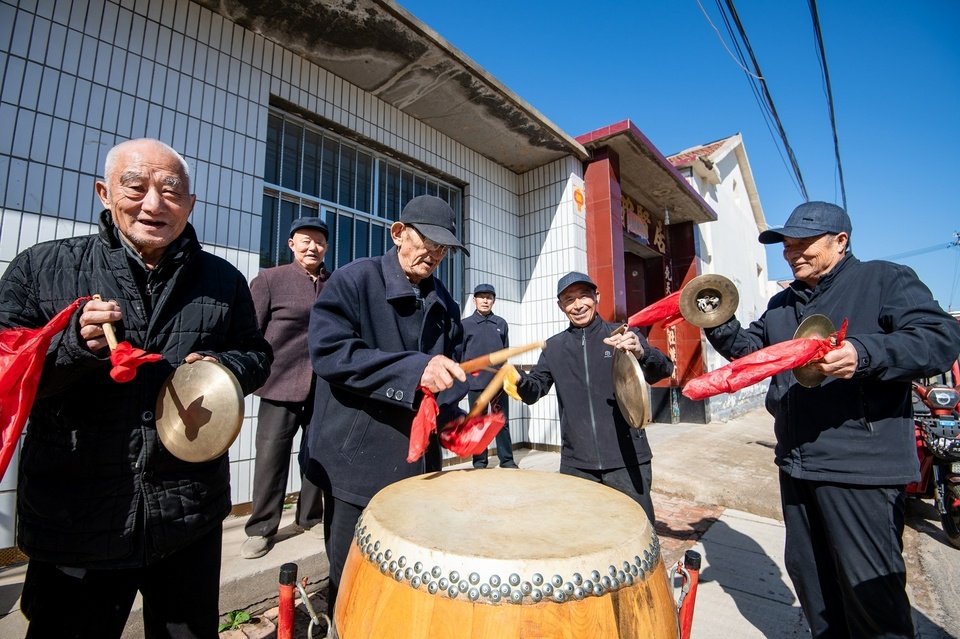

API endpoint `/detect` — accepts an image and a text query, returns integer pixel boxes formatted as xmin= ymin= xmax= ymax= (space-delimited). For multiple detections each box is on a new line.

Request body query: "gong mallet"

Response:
xmin=466 ymin=363 xmax=520 ymax=419
xmin=460 ymin=341 xmax=546 ymax=375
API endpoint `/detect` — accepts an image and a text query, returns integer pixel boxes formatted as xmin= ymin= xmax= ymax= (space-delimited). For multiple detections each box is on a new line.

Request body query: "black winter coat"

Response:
xmin=706 ymin=254 xmax=960 ymax=485
xmin=302 ymin=248 xmax=466 ymax=507
xmin=516 ymin=316 xmax=673 ymax=469
xmin=0 ymin=212 xmax=272 ymax=567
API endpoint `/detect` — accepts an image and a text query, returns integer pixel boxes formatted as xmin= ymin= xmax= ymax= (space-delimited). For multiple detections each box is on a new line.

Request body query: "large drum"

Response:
xmin=334 ymin=470 xmax=679 ymax=638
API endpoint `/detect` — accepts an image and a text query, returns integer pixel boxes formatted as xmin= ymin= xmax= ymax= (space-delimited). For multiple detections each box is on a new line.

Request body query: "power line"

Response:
xmin=807 ymin=0 xmax=847 ymax=210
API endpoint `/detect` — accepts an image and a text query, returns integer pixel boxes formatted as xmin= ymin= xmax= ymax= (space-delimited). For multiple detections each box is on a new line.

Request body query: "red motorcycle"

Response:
xmin=907 ymin=359 xmax=960 ymax=547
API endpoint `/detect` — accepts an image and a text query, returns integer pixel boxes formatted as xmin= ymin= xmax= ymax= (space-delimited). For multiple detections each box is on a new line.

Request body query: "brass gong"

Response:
xmin=791 ymin=314 xmax=836 ymax=388
xmin=678 ymin=274 xmax=739 ymax=328
xmin=156 ymin=360 xmax=244 ymax=463
xmin=613 ymin=348 xmax=651 ymax=429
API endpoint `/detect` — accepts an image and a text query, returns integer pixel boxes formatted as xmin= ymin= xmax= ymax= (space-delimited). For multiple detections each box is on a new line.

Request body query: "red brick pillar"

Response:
xmin=583 ymin=148 xmax=627 ymax=322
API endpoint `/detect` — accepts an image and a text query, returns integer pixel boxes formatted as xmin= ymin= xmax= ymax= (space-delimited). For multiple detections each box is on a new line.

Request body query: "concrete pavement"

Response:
xmin=0 ymin=407 xmax=956 ymax=637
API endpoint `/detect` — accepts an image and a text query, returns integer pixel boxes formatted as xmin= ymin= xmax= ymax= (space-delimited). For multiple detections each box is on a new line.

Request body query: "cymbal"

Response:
xmin=792 ymin=314 xmax=836 ymax=388
xmin=679 ymin=274 xmax=739 ymax=328
xmin=612 ymin=349 xmax=651 ymax=429
xmin=156 ymin=360 xmax=244 ymax=463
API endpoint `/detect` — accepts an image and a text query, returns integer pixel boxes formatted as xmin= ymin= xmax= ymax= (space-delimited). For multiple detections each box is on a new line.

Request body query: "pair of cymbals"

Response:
xmin=155 ymin=360 xmax=244 ymax=463
xmin=678 ymin=274 xmax=739 ymax=328
xmin=792 ymin=314 xmax=836 ymax=388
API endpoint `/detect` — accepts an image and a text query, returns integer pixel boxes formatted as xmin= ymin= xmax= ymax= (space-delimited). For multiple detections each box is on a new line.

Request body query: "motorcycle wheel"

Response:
xmin=941 ymin=481 xmax=960 ymax=548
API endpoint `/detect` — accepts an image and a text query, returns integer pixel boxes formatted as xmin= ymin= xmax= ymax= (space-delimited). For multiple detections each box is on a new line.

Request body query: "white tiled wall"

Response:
xmin=0 ymin=0 xmax=581 ymax=547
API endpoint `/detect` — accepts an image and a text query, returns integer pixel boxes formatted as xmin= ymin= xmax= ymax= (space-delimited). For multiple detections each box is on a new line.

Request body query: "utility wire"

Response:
xmin=807 ymin=0 xmax=847 ymax=210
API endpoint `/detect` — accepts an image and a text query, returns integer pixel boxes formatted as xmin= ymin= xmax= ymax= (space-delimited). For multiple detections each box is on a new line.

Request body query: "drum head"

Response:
xmin=792 ymin=314 xmax=836 ymax=388
xmin=155 ymin=360 xmax=243 ymax=463
xmin=613 ymin=349 xmax=650 ymax=429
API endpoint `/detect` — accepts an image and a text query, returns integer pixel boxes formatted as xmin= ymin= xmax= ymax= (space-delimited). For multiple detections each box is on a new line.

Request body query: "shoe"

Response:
xmin=500 ymin=462 xmax=519 ymax=469
xmin=240 ymin=536 xmax=271 ymax=559
xmin=473 ymin=463 xmax=488 ymax=469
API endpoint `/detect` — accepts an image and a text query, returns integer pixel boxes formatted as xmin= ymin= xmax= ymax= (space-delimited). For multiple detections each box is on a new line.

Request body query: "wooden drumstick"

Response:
xmin=466 ymin=365 xmax=514 ymax=419
xmin=92 ymin=294 xmax=119 ymax=350
xmin=460 ymin=341 xmax=546 ymax=375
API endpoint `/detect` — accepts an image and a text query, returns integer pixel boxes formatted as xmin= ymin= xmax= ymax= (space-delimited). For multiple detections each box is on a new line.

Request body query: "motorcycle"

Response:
xmin=907 ymin=358 xmax=960 ymax=547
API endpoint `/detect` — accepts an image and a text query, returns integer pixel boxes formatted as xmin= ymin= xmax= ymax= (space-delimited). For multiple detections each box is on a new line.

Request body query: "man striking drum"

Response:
xmin=515 ymin=272 xmax=673 ymax=524
xmin=301 ymin=195 xmax=469 ymax=613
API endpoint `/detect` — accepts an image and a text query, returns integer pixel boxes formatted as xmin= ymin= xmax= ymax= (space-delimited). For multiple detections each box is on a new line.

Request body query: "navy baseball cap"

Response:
xmin=557 ymin=271 xmax=597 ymax=297
xmin=399 ymin=195 xmax=470 ymax=256
xmin=758 ymin=202 xmax=852 ymax=244
xmin=474 ymin=283 xmax=496 ymax=296
xmin=289 ymin=217 xmax=329 ymax=239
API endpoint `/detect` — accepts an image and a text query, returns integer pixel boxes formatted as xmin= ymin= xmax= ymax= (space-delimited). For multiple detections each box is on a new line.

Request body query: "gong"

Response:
xmin=678 ymin=274 xmax=739 ymax=328
xmin=613 ymin=348 xmax=651 ymax=429
xmin=156 ymin=360 xmax=244 ymax=463
xmin=792 ymin=314 xmax=836 ymax=388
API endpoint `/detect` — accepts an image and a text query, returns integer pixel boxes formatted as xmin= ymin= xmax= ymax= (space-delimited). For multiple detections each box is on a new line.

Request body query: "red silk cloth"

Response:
xmin=627 ymin=291 xmax=685 ymax=330
xmin=109 ymin=341 xmax=162 ymax=383
xmin=407 ymin=387 xmax=508 ymax=462
xmin=0 ymin=298 xmax=86 ymax=480
xmin=683 ymin=320 xmax=848 ymax=400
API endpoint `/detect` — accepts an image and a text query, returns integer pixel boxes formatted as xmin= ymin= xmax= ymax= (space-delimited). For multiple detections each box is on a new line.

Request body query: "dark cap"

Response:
xmin=557 ymin=271 xmax=597 ymax=297
xmin=758 ymin=202 xmax=852 ymax=244
xmin=289 ymin=217 xmax=329 ymax=239
xmin=399 ymin=195 xmax=470 ymax=256
xmin=474 ymin=283 xmax=496 ymax=296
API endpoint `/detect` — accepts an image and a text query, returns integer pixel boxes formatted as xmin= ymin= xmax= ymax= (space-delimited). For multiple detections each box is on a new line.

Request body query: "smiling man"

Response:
xmin=514 ymin=272 xmax=673 ymax=524
xmin=0 ymin=138 xmax=271 ymax=638
xmin=302 ymin=194 xmax=469 ymax=613
xmin=703 ymin=201 xmax=960 ymax=638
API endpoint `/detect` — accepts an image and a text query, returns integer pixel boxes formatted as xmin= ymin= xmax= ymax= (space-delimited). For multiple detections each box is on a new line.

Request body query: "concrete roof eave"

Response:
xmin=191 ymin=0 xmax=588 ymax=174
xmin=577 ymin=121 xmax=718 ymax=225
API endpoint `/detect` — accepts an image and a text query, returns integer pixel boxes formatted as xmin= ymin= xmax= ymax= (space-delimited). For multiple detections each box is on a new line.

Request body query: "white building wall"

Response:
xmin=687 ymin=152 xmax=770 ymax=420
xmin=0 ymin=0 xmax=575 ymax=549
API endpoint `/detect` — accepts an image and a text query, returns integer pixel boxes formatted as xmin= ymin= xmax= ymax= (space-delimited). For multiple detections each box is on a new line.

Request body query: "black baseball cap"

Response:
xmin=557 ymin=271 xmax=597 ymax=297
xmin=399 ymin=195 xmax=470 ymax=256
xmin=474 ymin=284 xmax=496 ymax=296
xmin=758 ymin=202 xmax=852 ymax=244
xmin=289 ymin=217 xmax=329 ymax=239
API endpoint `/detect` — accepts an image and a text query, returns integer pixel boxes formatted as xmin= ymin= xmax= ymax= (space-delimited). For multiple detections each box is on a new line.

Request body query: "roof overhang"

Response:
xmin=578 ymin=121 xmax=717 ymax=225
xmin=191 ymin=0 xmax=588 ymax=173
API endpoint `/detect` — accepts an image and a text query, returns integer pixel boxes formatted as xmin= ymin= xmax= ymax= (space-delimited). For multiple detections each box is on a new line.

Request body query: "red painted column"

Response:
xmin=583 ymin=149 xmax=627 ymax=322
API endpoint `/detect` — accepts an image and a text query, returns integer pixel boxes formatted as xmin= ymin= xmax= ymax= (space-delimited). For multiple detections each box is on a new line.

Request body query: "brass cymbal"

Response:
xmin=679 ymin=274 xmax=739 ymax=328
xmin=792 ymin=314 xmax=836 ymax=388
xmin=156 ymin=360 xmax=244 ymax=463
xmin=612 ymin=349 xmax=651 ymax=429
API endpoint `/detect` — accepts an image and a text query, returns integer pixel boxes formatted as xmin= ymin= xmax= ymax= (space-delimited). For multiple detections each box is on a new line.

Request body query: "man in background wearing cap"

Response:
xmin=462 ymin=283 xmax=518 ymax=469
xmin=302 ymin=195 xmax=469 ymax=611
xmin=514 ymin=272 xmax=673 ymax=524
xmin=241 ymin=217 xmax=331 ymax=559
xmin=703 ymin=201 xmax=960 ymax=638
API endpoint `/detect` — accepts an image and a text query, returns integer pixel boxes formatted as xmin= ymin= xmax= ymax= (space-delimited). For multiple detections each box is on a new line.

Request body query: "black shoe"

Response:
xmin=500 ymin=462 xmax=519 ymax=469
xmin=473 ymin=463 xmax=488 ymax=469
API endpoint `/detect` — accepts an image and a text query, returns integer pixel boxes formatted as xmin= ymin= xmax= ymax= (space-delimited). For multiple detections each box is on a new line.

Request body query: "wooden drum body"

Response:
xmin=334 ymin=470 xmax=678 ymax=638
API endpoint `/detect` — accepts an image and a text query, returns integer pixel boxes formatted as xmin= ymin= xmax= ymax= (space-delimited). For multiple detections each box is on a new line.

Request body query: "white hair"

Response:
xmin=103 ymin=138 xmax=192 ymax=192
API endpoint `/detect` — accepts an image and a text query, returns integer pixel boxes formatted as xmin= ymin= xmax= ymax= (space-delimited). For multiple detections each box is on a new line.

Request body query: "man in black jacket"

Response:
xmin=705 ymin=202 xmax=960 ymax=638
xmin=515 ymin=272 xmax=673 ymax=524
xmin=0 ymin=138 xmax=272 ymax=639
xmin=302 ymin=195 xmax=469 ymax=613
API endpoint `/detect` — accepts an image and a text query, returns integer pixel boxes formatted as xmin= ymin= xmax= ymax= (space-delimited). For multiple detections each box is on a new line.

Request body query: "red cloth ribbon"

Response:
xmin=0 ymin=298 xmax=87 ymax=481
xmin=682 ymin=320 xmax=848 ymax=400
xmin=109 ymin=341 xmax=162 ymax=383
xmin=627 ymin=291 xmax=686 ymax=329
xmin=440 ymin=411 xmax=506 ymax=457
xmin=407 ymin=387 xmax=439 ymax=463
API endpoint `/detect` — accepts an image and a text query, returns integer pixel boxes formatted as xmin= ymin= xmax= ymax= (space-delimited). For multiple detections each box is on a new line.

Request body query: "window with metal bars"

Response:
xmin=260 ymin=110 xmax=464 ymax=299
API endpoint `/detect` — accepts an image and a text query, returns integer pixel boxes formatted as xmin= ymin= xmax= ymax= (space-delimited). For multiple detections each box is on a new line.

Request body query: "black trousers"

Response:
xmin=469 ymin=389 xmax=514 ymax=467
xmin=779 ymin=472 xmax=914 ymax=639
xmin=245 ymin=398 xmax=324 ymax=537
xmin=323 ymin=496 xmax=365 ymax=618
xmin=21 ymin=524 xmax=222 ymax=639
xmin=560 ymin=462 xmax=655 ymax=525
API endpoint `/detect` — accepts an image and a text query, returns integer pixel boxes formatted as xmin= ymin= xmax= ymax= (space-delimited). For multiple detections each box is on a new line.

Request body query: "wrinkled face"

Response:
xmin=782 ymin=233 xmax=848 ymax=287
xmin=95 ymin=141 xmax=195 ymax=263
xmin=473 ymin=292 xmax=495 ymax=315
xmin=557 ymin=283 xmax=599 ymax=328
xmin=391 ymin=222 xmax=448 ymax=284
xmin=288 ymin=228 xmax=328 ymax=274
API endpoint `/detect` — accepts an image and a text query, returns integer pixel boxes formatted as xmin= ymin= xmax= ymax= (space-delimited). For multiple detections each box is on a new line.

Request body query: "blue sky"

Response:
xmin=398 ymin=0 xmax=960 ymax=312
